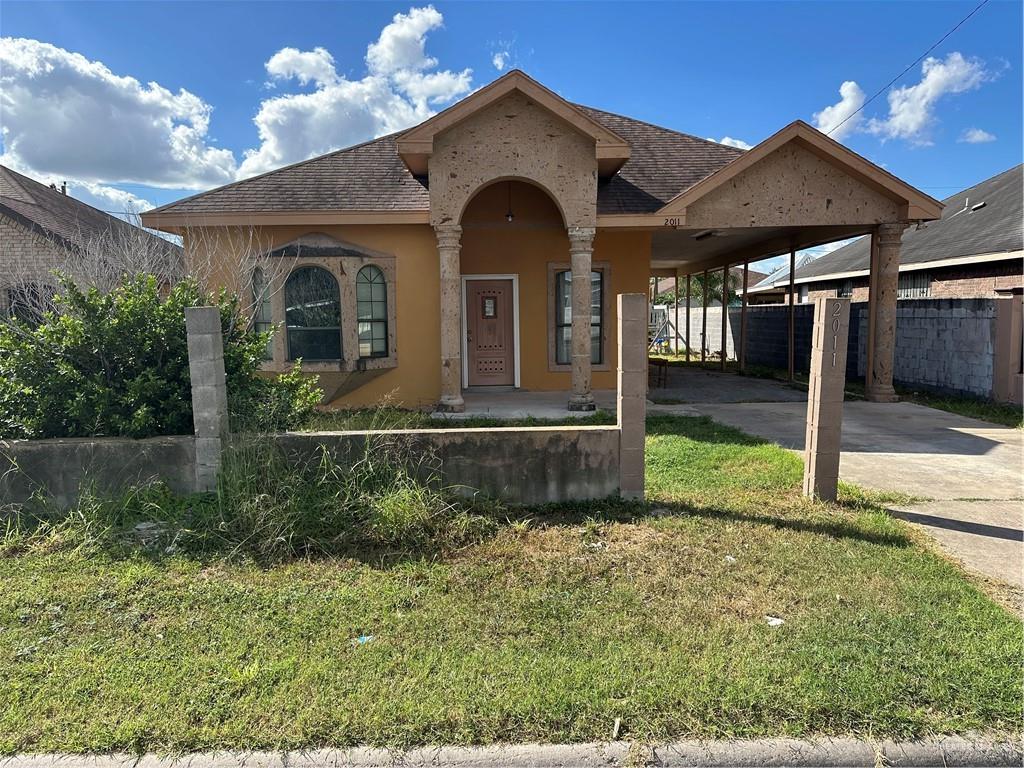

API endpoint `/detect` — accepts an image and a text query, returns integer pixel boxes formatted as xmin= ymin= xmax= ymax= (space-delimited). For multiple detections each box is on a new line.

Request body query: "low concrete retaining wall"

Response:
xmin=0 ymin=436 xmax=197 ymax=508
xmin=1 ymin=427 xmax=620 ymax=509
xmin=274 ymin=426 xmax=621 ymax=506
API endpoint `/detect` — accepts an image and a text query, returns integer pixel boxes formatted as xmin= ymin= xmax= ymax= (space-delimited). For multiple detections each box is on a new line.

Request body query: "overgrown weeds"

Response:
xmin=2 ymin=431 xmax=500 ymax=562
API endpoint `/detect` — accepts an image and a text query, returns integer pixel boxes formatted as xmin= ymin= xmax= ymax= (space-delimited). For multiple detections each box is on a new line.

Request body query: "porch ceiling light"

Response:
xmin=506 ymin=181 xmax=514 ymax=223
xmin=693 ymin=229 xmax=717 ymax=241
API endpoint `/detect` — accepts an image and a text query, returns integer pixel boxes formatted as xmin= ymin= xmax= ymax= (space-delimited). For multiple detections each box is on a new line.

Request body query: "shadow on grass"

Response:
xmin=4 ymin=414 xmax=913 ymax=567
xmin=645 ymin=413 xmax=773 ymax=446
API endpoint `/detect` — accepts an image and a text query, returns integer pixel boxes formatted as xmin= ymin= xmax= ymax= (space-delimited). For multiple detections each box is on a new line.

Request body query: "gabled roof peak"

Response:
xmin=396 ymin=69 xmax=631 ymax=176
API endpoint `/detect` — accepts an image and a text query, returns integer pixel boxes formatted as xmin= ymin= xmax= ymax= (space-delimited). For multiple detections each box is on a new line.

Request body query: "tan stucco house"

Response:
xmin=142 ymin=70 xmax=942 ymax=411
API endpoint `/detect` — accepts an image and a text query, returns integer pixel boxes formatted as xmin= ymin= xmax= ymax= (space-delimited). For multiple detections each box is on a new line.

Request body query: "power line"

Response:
xmin=827 ymin=0 xmax=991 ymax=137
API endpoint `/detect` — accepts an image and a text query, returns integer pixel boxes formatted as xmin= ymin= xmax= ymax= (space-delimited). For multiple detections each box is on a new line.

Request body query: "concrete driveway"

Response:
xmin=649 ymin=368 xmax=1023 ymax=588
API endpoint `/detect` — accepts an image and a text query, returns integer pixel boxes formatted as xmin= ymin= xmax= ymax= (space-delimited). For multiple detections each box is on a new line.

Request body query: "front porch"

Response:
xmin=430 ymin=388 xmax=617 ymax=420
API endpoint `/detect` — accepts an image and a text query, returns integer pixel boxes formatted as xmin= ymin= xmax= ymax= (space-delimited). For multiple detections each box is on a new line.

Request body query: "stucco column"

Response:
xmin=568 ymin=226 xmax=596 ymax=411
xmin=866 ymin=222 xmax=905 ymax=403
xmin=435 ymin=224 xmax=464 ymax=412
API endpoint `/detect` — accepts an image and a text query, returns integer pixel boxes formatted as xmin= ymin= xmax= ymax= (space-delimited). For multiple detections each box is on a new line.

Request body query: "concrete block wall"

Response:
xmin=734 ymin=304 xmax=817 ymax=372
xmin=735 ymin=298 xmax=1001 ymax=399
xmin=662 ymin=306 xmax=737 ymax=359
xmin=857 ymin=298 xmax=998 ymax=398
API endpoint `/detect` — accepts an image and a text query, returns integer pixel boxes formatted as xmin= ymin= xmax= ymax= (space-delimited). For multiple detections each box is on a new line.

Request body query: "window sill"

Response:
xmin=548 ymin=363 xmax=612 ymax=373
xmin=259 ymin=356 xmax=398 ymax=374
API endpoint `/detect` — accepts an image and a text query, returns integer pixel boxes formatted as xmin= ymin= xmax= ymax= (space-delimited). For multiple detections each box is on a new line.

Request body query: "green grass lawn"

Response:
xmin=1 ymin=416 xmax=1020 ymax=753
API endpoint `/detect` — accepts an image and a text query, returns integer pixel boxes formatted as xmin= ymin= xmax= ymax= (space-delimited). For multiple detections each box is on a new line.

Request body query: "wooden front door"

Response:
xmin=466 ymin=279 xmax=515 ymax=386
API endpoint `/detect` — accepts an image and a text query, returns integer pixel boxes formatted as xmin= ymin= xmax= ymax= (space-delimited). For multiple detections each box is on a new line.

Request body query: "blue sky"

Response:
xmin=2 ymin=0 xmax=1021 ymax=269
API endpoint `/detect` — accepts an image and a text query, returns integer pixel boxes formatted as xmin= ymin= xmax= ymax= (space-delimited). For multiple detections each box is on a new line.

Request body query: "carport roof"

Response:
xmin=756 ymin=164 xmax=1023 ymax=289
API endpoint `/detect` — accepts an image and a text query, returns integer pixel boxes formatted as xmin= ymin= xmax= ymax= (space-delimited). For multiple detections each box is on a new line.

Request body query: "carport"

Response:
xmin=636 ymin=122 xmax=944 ymax=401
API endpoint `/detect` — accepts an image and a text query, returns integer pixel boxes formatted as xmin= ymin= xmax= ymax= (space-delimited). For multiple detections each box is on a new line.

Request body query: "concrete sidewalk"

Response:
xmin=5 ymin=736 xmax=1021 ymax=767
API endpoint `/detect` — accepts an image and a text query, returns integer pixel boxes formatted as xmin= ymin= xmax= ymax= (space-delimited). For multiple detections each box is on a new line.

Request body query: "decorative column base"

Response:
xmin=568 ymin=393 xmax=596 ymax=412
xmin=865 ymin=384 xmax=899 ymax=403
xmin=437 ymin=395 xmax=465 ymax=413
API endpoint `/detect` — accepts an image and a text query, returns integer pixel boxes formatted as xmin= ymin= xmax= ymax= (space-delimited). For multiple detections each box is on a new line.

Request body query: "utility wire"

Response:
xmin=827 ymin=0 xmax=991 ymax=137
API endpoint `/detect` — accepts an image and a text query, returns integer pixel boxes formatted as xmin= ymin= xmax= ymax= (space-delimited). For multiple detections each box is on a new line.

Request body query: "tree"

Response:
xmin=654 ymin=269 xmax=740 ymax=307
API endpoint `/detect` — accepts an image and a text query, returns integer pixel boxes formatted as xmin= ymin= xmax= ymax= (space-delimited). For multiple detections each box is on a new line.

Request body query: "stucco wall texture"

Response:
xmin=187 ymin=184 xmax=649 ymax=408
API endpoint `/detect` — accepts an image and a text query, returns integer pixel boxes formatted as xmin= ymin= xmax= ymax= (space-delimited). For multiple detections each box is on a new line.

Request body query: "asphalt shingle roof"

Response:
xmin=1 ymin=165 xmax=181 ymax=257
xmin=147 ymin=106 xmax=746 ymax=217
xmin=793 ymin=164 xmax=1023 ymax=282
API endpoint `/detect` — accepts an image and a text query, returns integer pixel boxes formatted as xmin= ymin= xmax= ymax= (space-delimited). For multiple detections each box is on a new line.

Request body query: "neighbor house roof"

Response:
xmin=143 ymin=98 xmax=745 ymax=220
xmin=656 ymin=266 xmax=767 ymax=296
xmin=772 ymin=164 xmax=1023 ymax=288
xmin=0 ymin=164 xmax=181 ymax=257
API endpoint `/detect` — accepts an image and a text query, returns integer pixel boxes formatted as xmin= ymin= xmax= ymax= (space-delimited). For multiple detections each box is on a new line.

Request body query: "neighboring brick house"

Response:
xmin=0 ymin=164 xmax=182 ymax=320
xmin=748 ymin=164 xmax=1023 ymax=303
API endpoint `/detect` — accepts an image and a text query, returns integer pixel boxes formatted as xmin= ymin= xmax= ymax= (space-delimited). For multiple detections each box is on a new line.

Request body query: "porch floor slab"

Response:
xmin=430 ymin=389 xmax=617 ymax=420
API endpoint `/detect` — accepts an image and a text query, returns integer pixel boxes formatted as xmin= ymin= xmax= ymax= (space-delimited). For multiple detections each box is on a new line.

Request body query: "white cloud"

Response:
xmin=0 ymin=37 xmax=237 ymax=189
xmin=492 ymin=51 xmax=508 ymax=71
xmin=959 ymin=127 xmax=996 ymax=144
xmin=1 ymin=6 xmax=472 ymax=198
xmin=812 ymin=80 xmax=866 ymax=140
xmin=866 ymin=53 xmax=990 ymax=144
xmin=709 ymin=136 xmax=753 ymax=150
xmin=366 ymin=6 xmax=443 ymax=75
xmin=238 ymin=5 xmax=472 ymax=178
xmin=265 ymin=46 xmax=339 ymax=88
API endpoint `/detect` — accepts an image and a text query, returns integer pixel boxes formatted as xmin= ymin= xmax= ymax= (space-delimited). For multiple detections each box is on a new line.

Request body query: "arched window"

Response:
xmin=251 ymin=267 xmax=273 ymax=360
xmin=356 ymin=265 xmax=388 ymax=358
xmin=285 ymin=266 xmax=341 ymax=361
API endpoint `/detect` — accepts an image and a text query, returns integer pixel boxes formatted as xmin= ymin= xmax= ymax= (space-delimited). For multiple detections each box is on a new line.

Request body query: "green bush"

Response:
xmin=0 ymin=274 xmax=321 ymax=439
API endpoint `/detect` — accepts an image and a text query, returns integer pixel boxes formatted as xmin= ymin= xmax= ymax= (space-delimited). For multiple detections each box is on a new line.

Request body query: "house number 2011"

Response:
xmin=831 ymin=303 xmax=842 ymax=367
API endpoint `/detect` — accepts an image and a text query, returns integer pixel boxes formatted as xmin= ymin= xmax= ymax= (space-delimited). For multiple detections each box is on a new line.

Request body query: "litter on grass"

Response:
xmin=765 ymin=616 xmax=785 ymax=627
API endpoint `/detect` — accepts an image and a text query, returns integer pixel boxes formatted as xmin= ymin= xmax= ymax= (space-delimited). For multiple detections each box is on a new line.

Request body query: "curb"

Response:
xmin=2 ymin=737 xmax=1021 ymax=767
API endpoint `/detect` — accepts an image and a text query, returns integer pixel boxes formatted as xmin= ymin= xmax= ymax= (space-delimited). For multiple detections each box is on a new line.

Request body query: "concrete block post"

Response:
xmin=185 ymin=306 xmax=229 ymax=492
xmin=618 ymin=293 xmax=647 ymax=500
xmin=803 ymin=297 xmax=851 ymax=502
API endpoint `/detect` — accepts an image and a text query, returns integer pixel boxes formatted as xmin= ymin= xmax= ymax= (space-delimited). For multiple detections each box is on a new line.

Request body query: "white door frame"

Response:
xmin=460 ymin=274 xmax=521 ymax=389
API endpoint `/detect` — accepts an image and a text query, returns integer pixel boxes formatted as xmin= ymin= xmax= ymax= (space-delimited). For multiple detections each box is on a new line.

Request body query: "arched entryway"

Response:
xmin=459 ymin=179 xmax=572 ymax=391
